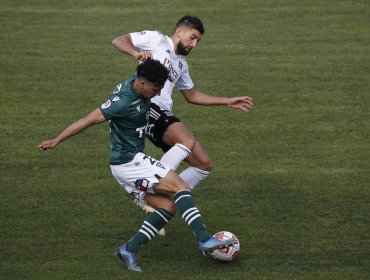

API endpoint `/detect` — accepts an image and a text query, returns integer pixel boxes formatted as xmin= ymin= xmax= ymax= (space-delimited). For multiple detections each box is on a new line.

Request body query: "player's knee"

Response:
xmin=164 ymin=123 xmax=196 ymax=151
xmin=178 ymin=136 xmax=196 ymax=151
xmin=195 ymin=159 xmax=213 ymax=172
xmin=159 ymin=170 xmax=191 ymax=196
xmin=204 ymin=160 xmax=213 ymax=172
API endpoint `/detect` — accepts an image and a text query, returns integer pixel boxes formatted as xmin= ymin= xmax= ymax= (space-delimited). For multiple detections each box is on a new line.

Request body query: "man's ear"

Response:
xmin=137 ymin=78 xmax=145 ymax=87
xmin=175 ymin=27 xmax=183 ymax=38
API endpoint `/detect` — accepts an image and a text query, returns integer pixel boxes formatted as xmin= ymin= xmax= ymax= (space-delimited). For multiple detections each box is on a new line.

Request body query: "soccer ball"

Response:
xmin=210 ymin=231 xmax=240 ymax=262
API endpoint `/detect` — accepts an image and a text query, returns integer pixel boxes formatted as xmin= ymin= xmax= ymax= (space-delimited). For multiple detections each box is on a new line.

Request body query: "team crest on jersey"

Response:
xmin=101 ymin=100 xmax=111 ymax=109
xmin=135 ymin=179 xmax=149 ymax=192
xmin=178 ymin=61 xmax=183 ymax=70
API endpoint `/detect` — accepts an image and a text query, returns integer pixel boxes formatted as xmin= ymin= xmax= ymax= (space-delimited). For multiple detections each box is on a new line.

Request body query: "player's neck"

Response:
xmin=170 ymin=35 xmax=179 ymax=55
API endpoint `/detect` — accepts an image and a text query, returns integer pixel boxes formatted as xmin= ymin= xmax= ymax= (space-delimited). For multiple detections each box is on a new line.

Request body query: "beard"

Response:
xmin=177 ymin=41 xmax=191 ymax=56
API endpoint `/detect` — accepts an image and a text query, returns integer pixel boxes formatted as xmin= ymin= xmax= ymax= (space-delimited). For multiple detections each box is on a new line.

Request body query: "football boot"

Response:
xmin=115 ymin=243 xmax=142 ymax=272
xmin=198 ymin=236 xmax=237 ymax=255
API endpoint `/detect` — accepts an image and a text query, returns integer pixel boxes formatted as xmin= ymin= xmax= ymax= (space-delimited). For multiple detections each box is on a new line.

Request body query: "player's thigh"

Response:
xmin=184 ymin=141 xmax=213 ymax=171
xmin=153 ymin=169 xmax=190 ymax=196
xmin=162 ymin=122 xmax=196 ymax=151
xmin=144 ymin=193 xmax=177 ymax=214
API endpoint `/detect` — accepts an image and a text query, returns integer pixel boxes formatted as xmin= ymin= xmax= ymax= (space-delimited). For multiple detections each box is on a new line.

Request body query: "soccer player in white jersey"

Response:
xmin=38 ymin=60 xmax=236 ymax=273
xmin=112 ymin=16 xmax=253 ymax=194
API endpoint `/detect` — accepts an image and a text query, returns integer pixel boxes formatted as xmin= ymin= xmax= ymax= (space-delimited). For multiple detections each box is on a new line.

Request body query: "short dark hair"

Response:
xmin=136 ymin=60 xmax=169 ymax=86
xmin=175 ymin=15 xmax=204 ymax=34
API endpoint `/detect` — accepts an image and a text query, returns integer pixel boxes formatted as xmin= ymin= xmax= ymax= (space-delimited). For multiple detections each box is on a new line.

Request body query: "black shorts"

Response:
xmin=146 ymin=103 xmax=181 ymax=152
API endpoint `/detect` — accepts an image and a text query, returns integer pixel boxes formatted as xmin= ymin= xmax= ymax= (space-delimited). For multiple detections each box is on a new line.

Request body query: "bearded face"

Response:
xmin=177 ymin=41 xmax=191 ymax=56
xmin=175 ymin=27 xmax=202 ymax=56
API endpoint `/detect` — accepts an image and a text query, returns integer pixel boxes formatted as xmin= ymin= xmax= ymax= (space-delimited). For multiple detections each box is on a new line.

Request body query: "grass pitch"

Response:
xmin=1 ymin=0 xmax=369 ymax=279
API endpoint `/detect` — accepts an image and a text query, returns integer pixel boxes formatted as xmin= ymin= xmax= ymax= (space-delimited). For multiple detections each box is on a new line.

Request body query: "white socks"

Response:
xmin=160 ymin=143 xmax=191 ymax=171
xmin=160 ymin=143 xmax=210 ymax=189
xmin=179 ymin=167 xmax=210 ymax=190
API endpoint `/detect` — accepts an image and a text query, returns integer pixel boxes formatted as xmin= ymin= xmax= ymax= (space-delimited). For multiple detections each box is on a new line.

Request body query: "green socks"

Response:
xmin=174 ymin=190 xmax=211 ymax=242
xmin=126 ymin=208 xmax=173 ymax=252
xmin=126 ymin=190 xmax=211 ymax=253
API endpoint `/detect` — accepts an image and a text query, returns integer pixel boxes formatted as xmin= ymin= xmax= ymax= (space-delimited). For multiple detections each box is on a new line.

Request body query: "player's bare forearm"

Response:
xmin=38 ymin=108 xmax=106 ymax=151
xmin=181 ymin=88 xmax=227 ymax=105
xmin=181 ymin=88 xmax=253 ymax=111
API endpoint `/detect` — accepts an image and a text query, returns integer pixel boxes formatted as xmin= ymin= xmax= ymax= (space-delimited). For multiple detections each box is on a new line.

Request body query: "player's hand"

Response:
xmin=137 ymin=51 xmax=153 ymax=62
xmin=227 ymin=96 xmax=253 ymax=112
xmin=38 ymin=139 xmax=59 ymax=151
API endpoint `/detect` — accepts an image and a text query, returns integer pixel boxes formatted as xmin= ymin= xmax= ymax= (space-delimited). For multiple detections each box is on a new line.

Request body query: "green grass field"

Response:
xmin=1 ymin=0 xmax=369 ymax=279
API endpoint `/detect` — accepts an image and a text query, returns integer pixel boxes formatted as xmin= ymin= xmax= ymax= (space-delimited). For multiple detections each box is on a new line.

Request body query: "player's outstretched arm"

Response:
xmin=38 ymin=108 xmax=106 ymax=151
xmin=180 ymin=88 xmax=253 ymax=112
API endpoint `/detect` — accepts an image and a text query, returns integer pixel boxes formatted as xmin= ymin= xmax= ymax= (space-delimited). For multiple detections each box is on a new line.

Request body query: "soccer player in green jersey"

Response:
xmin=38 ymin=60 xmax=235 ymax=273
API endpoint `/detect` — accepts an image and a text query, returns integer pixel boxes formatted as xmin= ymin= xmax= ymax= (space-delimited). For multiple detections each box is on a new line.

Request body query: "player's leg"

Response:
xmin=160 ymin=142 xmax=191 ymax=171
xmin=125 ymin=194 xmax=175 ymax=252
xmin=144 ymin=193 xmax=176 ymax=213
xmin=147 ymin=104 xmax=194 ymax=171
xmin=162 ymin=122 xmax=212 ymax=189
xmin=116 ymin=203 xmax=174 ymax=272
xmin=132 ymin=142 xmax=190 ymax=215
xmin=153 ymin=171 xmax=236 ymax=252
xmin=180 ymin=141 xmax=212 ymax=189
xmin=116 ymin=194 xmax=176 ymax=272
xmin=111 ymin=154 xmax=175 ymax=272
xmin=154 ymin=171 xmax=210 ymax=240
xmin=113 ymin=158 xmax=234 ymax=272
xmin=147 ymin=103 xmax=212 ymax=189
xmin=162 ymin=122 xmax=196 ymax=151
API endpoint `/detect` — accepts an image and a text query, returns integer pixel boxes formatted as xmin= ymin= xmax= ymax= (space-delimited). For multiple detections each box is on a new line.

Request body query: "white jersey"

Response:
xmin=130 ymin=30 xmax=194 ymax=111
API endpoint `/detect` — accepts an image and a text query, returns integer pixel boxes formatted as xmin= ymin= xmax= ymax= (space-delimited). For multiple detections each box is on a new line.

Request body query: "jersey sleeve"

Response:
xmin=99 ymin=95 xmax=128 ymax=120
xmin=175 ymin=62 xmax=194 ymax=90
xmin=130 ymin=30 xmax=163 ymax=51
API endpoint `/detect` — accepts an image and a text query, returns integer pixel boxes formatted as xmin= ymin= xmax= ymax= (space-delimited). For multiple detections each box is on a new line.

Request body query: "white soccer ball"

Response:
xmin=210 ymin=231 xmax=240 ymax=262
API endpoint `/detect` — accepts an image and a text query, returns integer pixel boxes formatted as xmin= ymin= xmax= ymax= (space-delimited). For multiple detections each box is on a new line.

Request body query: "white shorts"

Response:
xmin=110 ymin=152 xmax=171 ymax=201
